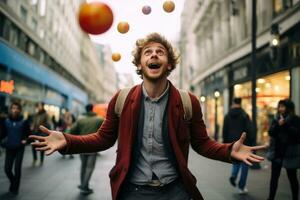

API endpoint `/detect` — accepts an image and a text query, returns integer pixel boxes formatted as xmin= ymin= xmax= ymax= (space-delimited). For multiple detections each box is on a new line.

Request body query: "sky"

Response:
xmin=87 ymin=0 xmax=186 ymax=83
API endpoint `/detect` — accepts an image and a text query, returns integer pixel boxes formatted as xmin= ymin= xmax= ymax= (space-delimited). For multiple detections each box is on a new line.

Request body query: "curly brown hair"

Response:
xmin=132 ymin=32 xmax=180 ymax=78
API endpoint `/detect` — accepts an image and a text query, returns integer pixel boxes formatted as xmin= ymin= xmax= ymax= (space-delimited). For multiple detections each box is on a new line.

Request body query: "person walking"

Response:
xmin=223 ymin=97 xmax=253 ymax=194
xmin=30 ymin=102 xmax=51 ymax=166
xmin=267 ymin=99 xmax=300 ymax=200
xmin=69 ymin=104 xmax=104 ymax=195
xmin=0 ymin=102 xmax=30 ymax=194
xmin=30 ymin=33 xmax=266 ymax=200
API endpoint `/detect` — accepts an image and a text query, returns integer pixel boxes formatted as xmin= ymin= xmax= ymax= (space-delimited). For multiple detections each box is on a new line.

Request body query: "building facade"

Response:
xmin=0 ymin=0 xmax=107 ymax=119
xmin=180 ymin=0 xmax=300 ymax=144
xmin=94 ymin=44 xmax=119 ymax=103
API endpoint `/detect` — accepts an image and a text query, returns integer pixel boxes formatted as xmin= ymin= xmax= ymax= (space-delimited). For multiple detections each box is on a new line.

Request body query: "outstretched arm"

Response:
xmin=231 ymin=132 xmax=266 ymax=165
xmin=30 ymin=126 xmax=67 ymax=155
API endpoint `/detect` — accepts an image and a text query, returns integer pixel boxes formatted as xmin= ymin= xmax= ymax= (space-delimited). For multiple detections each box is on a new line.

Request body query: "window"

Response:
xmin=27 ymin=40 xmax=36 ymax=56
xmin=39 ymin=29 xmax=44 ymax=38
xmin=39 ymin=50 xmax=45 ymax=63
xmin=2 ymin=19 xmax=11 ymax=41
xmin=31 ymin=18 xmax=37 ymax=31
xmin=9 ymin=25 xmax=19 ymax=47
xmin=18 ymin=32 xmax=28 ymax=51
xmin=20 ymin=6 xmax=28 ymax=22
xmin=31 ymin=0 xmax=38 ymax=5
xmin=273 ymin=0 xmax=293 ymax=16
xmin=39 ymin=0 xmax=46 ymax=16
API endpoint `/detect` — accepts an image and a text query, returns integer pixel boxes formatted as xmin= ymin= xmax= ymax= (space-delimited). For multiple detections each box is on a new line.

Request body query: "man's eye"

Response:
xmin=157 ymin=50 xmax=165 ymax=55
xmin=144 ymin=51 xmax=151 ymax=55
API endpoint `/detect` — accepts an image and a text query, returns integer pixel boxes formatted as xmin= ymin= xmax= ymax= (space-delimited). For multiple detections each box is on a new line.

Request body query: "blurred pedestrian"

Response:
xmin=61 ymin=108 xmax=76 ymax=159
xmin=0 ymin=102 xmax=30 ymax=194
xmin=30 ymin=33 xmax=266 ymax=200
xmin=68 ymin=104 xmax=104 ymax=195
xmin=0 ymin=106 xmax=8 ymax=157
xmin=30 ymin=102 xmax=51 ymax=166
xmin=223 ymin=97 xmax=253 ymax=194
xmin=267 ymin=99 xmax=300 ymax=200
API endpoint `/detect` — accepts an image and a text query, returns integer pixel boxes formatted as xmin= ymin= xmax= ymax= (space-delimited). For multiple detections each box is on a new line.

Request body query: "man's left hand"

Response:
xmin=230 ymin=132 xmax=266 ymax=165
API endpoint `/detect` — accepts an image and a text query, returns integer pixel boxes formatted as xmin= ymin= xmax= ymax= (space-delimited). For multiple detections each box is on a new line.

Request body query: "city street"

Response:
xmin=0 ymin=145 xmax=297 ymax=200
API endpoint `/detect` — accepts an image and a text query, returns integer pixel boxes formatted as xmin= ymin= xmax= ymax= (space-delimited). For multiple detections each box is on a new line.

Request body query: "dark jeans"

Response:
xmin=31 ymin=145 xmax=44 ymax=163
xmin=5 ymin=147 xmax=25 ymax=192
xmin=268 ymin=160 xmax=299 ymax=200
xmin=118 ymin=179 xmax=191 ymax=200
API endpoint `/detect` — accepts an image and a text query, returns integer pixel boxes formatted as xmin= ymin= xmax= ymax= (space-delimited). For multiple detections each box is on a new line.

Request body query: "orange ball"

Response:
xmin=78 ymin=2 xmax=113 ymax=35
xmin=112 ymin=53 xmax=121 ymax=62
xmin=163 ymin=1 xmax=175 ymax=13
xmin=117 ymin=21 xmax=130 ymax=34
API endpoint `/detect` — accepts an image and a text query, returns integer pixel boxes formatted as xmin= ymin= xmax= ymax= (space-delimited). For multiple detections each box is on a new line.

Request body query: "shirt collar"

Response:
xmin=142 ymin=82 xmax=169 ymax=102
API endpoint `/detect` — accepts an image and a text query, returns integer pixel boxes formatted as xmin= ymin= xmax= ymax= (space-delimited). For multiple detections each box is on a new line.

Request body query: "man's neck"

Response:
xmin=143 ymin=78 xmax=168 ymax=99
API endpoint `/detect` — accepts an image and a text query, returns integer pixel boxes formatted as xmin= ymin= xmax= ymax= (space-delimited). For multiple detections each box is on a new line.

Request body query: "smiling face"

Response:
xmin=138 ymin=42 xmax=171 ymax=82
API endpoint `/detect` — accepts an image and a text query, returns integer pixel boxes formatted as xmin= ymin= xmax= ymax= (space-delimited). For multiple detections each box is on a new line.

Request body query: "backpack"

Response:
xmin=114 ymin=87 xmax=192 ymax=121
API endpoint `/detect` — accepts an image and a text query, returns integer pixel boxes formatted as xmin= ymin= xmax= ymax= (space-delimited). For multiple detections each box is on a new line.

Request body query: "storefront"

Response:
xmin=233 ymin=70 xmax=290 ymax=144
xmin=0 ymin=39 xmax=88 ymax=119
xmin=199 ymin=70 xmax=226 ymax=141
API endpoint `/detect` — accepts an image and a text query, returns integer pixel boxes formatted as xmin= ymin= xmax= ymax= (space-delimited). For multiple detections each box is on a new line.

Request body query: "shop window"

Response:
xmin=45 ymin=87 xmax=67 ymax=107
xmin=9 ymin=25 xmax=19 ymax=47
xmin=27 ymin=40 xmax=36 ymax=56
xmin=18 ymin=32 xmax=28 ymax=51
xmin=2 ymin=19 xmax=11 ymax=41
xmin=273 ymin=0 xmax=293 ymax=16
xmin=234 ymin=70 xmax=290 ymax=144
xmin=11 ymin=70 xmax=44 ymax=100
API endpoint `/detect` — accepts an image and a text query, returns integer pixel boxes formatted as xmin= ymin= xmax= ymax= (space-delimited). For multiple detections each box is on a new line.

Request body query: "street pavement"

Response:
xmin=0 ymin=145 xmax=298 ymax=200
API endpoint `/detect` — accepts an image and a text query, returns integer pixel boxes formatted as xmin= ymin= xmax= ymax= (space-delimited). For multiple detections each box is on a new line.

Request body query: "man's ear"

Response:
xmin=167 ymin=64 xmax=172 ymax=70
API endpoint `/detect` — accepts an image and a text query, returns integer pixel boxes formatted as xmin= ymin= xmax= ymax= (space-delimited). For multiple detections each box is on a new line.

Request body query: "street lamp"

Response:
xmin=200 ymin=95 xmax=206 ymax=103
xmin=214 ymin=90 xmax=220 ymax=141
xmin=270 ymin=23 xmax=280 ymax=60
xmin=270 ymin=23 xmax=280 ymax=47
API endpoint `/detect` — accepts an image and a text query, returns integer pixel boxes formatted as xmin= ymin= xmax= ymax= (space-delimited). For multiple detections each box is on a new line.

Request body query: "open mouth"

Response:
xmin=148 ymin=63 xmax=161 ymax=69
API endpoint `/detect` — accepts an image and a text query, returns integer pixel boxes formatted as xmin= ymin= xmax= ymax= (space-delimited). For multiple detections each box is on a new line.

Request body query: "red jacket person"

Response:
xmin=30 ymin=33 xmax=266 ymax=200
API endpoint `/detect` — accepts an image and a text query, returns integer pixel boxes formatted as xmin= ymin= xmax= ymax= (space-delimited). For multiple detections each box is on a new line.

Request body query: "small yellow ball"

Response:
xmin=163 ymin=1 xmax=175 ymax=13
xmin=112 ymin=53 xmax=121 ymax=62
xmin=117 ymin=21 xmax=129 ymax=34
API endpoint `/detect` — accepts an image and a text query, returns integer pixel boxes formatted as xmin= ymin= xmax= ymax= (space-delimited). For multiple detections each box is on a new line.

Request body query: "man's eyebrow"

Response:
xmin=142 ymin=45 xmax=166 ymax=52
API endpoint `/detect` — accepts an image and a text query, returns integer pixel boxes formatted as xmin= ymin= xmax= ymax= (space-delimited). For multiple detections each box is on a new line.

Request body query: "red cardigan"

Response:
xmin=62 ymin=82 xmax=233 ymax=200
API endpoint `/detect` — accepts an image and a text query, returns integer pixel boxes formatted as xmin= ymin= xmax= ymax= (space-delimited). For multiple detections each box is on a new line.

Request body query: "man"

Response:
xmin=68 ymin=104 xmax=104 ymax=195
xmin=30 ymin=102 xmax=51 ymax=166
xmin=0 ymin=102 xmax=30 ymax=194
xmin=30 ymin=33 xmax=265 ymax=200
xmin=223 ymin=97 xmax=253 ymax=194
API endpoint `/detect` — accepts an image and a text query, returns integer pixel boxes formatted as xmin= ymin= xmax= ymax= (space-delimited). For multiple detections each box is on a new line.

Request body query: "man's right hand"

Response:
xmin=29 ymin=125 xmax=67 ymax=155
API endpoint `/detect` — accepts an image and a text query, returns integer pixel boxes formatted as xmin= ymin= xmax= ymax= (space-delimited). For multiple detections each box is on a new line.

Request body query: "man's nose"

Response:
xmin=150 ymin=52 xmax=158 ymax=58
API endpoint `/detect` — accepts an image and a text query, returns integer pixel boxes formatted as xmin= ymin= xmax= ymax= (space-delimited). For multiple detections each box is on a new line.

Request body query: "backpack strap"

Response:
xmin=115 ymin=87 xmax=131 ymax=117
xmin=178 ymin=90 xmax=192 ymax=121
